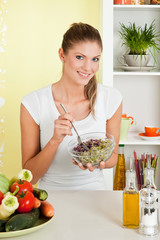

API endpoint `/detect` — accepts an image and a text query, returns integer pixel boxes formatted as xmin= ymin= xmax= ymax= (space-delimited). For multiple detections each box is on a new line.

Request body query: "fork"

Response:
xmin=60 ymin=103 xmax=89 ymax=151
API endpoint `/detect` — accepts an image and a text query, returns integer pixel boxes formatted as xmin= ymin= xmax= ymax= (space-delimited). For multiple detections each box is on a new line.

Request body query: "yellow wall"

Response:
xmin=1 ymin=0 xmax=100 ymax=178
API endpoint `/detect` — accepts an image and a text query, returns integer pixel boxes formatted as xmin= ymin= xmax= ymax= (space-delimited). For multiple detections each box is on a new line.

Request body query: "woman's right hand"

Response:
xmin=51 ymin=113 xmax=75 ymax=144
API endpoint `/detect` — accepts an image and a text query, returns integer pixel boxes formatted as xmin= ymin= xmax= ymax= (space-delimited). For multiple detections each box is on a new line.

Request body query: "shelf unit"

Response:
xmin=120 ymin=132 xmax=160 ymax=145
xmin=102 ymin=1 xmax=160 ymax=189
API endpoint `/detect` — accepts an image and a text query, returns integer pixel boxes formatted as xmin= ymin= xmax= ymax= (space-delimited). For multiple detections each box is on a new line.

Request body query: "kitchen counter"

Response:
xmin=2 ymin=190 xmax=160 ymax=240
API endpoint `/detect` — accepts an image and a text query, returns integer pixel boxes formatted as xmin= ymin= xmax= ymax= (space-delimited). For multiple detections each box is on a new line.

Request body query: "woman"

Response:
xmin=20 ymin=23 xmax=122 ymax=190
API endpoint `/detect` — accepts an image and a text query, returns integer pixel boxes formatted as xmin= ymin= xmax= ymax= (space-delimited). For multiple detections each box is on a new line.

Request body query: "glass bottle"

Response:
xmin=131 ymin=0 xmax=144 ymax=4
xmin=150 ymin=0 xmax=158 ymax=4
xmin=143 ymin=155 xmax=157 ymax=190
xmin=123 ymin=164 xmax=139 ymax=228
xmin=114 ymin=0 xmax=131 ymax=4
xmin=144 ymin=0 xmax=150 ymax=3
xmin=139 ymin=187 xmax=159 ymax=235
xmin=113 ymin=144 xmax=126 ymax=190
xmin=139 ymin=158 xmax=159 ymax=236
xmin=143 ymin=167 xmax=157 ymax=189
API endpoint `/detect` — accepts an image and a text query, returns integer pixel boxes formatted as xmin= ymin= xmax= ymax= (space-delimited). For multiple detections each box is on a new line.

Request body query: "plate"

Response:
xmin=0 ymin=216 xmax=54 ymax=238
xmin=118 ymin=66 xmax=156 ymax=72
xmin=138 ymin=132 xmax=160 ymax=141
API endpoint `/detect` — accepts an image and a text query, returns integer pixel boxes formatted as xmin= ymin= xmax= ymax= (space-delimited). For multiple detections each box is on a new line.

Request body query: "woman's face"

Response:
xmin=60 ymin=41 xmax=102 ymax=86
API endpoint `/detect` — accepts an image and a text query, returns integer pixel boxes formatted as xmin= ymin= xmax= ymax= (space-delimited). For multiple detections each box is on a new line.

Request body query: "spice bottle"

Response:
xmin=144 ymin=0 xmax=150 ymax=3
xmin=139 ymin=187 xmax=159 ymax=235
xmin=113 ymin=144 xmax=126 ymax=190
xmin=123 ymin=158 xmax=139 ymax=228
xmin=114 ymin=0 xmax=131 ymax=4
xmin=139 ymin=158 xmax=159 ymax=236
xmin=131 ymin=0 xmax=144 ymax=4
xmin=150 ymin=0 xmax=158 ymax=4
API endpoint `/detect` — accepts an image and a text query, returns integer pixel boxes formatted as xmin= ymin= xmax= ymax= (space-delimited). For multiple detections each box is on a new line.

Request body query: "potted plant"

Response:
xmin=118 ymin=20 xmax=160 ymax=67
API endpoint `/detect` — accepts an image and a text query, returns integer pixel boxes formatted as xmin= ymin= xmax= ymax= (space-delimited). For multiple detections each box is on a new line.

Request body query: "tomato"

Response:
xmin=10 ymin=180 xmax=33 ymax=194
xmin=16 ymin=191 xmax=35 ymax=213
xmin=0 ymin=191 xmax=4 ymax=204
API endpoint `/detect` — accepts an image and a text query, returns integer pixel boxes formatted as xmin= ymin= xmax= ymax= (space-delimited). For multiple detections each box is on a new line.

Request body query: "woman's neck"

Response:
xmin=52 ymin=78 xmax=86 ymax=105
xmin=52 ymin=77 xmax=90 ymax=120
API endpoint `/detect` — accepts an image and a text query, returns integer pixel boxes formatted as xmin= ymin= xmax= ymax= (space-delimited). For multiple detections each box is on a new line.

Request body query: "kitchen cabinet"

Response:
xmin=101 ymin=1 xmax=160 ymax=189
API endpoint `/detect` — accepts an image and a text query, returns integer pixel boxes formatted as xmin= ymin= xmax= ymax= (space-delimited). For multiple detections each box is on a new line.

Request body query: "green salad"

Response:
xmin=72 ymin=138 xmax=114 ymax=166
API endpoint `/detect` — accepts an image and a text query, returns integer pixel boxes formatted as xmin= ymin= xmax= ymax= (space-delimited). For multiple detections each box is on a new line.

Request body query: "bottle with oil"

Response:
xmin=123 ymin=158 xmax=139 ymax=228
xmin=113 ymin=144 xmax=126 ymax=190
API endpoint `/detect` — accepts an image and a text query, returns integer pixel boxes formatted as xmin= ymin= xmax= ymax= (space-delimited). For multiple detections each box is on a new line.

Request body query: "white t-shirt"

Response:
xmin=21 ymin=83 xmax=122 ymax=190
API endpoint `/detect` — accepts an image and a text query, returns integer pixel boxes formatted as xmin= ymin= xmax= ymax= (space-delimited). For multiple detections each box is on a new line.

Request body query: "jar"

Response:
xmin=150 ymin=0 xmax=158 ymax=3
xmin=114 ymin=0 xmax=131 ymax=4
xmin=131 ymin=0 xmax=144 ymax=4
xmin=144 ymin=0 xmax=150 ymax=3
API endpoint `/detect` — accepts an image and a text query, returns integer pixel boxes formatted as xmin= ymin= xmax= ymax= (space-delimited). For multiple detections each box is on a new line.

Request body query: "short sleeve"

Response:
xmin=106 ymin=87 xmax=122 ymax=119
xmin=21 ymin=91 xmax=40 ymax=125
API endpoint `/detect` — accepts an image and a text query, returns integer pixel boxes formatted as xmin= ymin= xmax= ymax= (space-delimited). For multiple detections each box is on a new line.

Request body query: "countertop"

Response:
xmin=2 ymin=190 xmax=160 ymax=240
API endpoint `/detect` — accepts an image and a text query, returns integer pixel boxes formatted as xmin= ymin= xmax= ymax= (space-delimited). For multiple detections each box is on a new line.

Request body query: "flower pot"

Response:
xmin=118 ymin=54 xmax=151 ymax=67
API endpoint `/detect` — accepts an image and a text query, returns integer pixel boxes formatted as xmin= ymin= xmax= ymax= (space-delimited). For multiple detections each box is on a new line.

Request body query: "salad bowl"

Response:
xmin=68 ymin=132 xmax=115 ymax=167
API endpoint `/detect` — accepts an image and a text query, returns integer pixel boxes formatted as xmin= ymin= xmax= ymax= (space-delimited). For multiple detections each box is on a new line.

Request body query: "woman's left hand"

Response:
xmin=72 ymin=159 xmax=106 ymax=171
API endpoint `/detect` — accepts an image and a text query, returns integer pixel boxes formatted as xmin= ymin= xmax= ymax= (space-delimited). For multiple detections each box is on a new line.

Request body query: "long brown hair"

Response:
xmin=61 ymin=23 xmax=103 ymax=116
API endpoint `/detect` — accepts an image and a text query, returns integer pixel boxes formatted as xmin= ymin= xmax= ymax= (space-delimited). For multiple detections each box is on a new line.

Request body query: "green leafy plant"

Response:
xmin=119 ymin=20 xmax=160 ymax=64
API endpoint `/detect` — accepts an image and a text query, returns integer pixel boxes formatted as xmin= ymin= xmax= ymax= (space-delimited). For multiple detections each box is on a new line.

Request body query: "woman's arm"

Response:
xmin=104 ymin=101 xmax=122 ymax=168
xmin=20 ymin=104 xmax=74 ymax=184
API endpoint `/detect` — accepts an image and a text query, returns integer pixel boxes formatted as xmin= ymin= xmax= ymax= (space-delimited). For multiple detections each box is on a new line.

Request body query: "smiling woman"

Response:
xmin=2 ymin=0 xmax=101 ymax=181
xmin=20 ymin=23 xmax=122 ymax=190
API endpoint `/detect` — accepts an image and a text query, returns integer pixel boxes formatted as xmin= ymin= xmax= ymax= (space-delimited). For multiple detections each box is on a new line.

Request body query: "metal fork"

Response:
xmin=60 ymin=103 xmax=89 ymax=151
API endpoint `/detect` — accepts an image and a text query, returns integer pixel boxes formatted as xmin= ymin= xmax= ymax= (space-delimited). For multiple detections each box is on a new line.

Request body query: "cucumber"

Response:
xmin=5 ymin=208 xmax=40 ymax=232
xmin=0 ymin=219 xmax=7 ymax=232
xmin=33 ymin=188 xmax=48 ymax=201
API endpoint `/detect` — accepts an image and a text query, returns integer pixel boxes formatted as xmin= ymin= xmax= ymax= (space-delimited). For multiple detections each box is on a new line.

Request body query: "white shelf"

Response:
xmin=113 ymin=70 xmax=160 ymax=76
xmin=113 ymin=4 xmax=160 ymax=9
xmin=119 ymin=131 xmax=160 ymax=145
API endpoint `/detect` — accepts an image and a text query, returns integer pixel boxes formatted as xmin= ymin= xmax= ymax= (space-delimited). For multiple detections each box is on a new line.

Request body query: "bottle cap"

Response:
xmin=119 ymin=144 xmax=124 ymax=147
